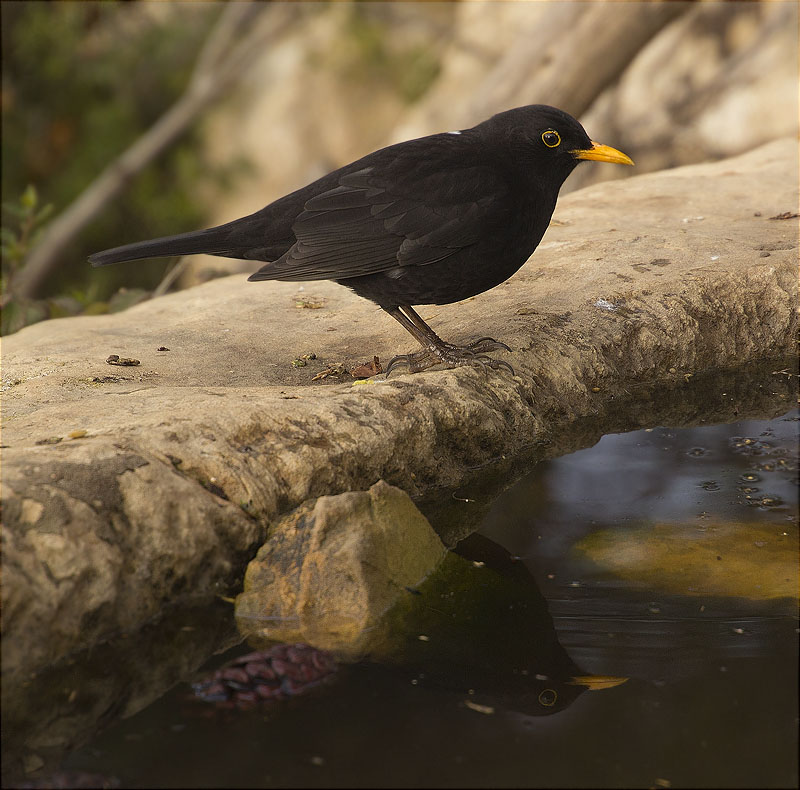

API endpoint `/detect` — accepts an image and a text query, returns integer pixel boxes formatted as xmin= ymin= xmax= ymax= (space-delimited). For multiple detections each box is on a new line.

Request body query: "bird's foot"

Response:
xmin=385 ymin=338 xmax=514 ymax=377
xmin=460 ymin=337 xmax=512 ymax=354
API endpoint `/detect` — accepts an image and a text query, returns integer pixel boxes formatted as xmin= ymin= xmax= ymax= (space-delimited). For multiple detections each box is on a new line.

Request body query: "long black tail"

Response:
xmin=88 ymin=226 xmax=237 ymax=267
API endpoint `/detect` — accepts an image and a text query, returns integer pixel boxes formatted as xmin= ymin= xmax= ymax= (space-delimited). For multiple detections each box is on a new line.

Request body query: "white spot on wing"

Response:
xmin=447 ymin=130 xmax=462 ymax=135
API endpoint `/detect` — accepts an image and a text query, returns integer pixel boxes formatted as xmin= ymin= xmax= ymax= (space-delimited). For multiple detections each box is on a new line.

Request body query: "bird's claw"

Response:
xmin=463 ymin=337 xmax=512 ymax=353
xmin=385 ymin=340 xmax=514 ymax=378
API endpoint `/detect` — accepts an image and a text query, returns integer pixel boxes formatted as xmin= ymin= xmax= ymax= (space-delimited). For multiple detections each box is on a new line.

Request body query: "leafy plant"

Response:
xmin=1 ymin=3 xmax=231 ymax=334
xmin=1 ymin=186 xmax=54 ymax=334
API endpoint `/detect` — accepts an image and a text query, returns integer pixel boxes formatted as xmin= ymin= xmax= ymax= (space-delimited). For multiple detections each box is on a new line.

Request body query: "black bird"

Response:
xmin=90 ymin=105 xmax=632 ymax=375
xmin=357 ymin=533 xmax=626 ymax=718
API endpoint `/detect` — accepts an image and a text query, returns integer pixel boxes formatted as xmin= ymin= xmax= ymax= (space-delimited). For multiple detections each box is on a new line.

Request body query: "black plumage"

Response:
xmin=90 ymin=105 xmax=632 ymax=375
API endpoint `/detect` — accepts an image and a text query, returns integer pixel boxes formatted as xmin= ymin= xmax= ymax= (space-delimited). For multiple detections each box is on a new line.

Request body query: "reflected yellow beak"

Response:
xmin=567 ymin=675 xmax=629 ymax=691
xmin=571 ymin=141 xmax=634 ymax=166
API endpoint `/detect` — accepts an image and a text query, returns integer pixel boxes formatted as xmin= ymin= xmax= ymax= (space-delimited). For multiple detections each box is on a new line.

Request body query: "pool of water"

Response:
xmin=8 ymin=375 xmax=799 ymax=789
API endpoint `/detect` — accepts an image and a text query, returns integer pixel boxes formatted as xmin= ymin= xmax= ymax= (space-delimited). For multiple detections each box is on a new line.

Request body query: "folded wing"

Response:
xmin=248 ymin=154 xmax=508 ymax=283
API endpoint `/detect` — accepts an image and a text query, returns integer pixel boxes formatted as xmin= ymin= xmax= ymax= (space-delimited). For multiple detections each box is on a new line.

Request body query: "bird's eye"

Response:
xmin=542 ymin=130 xmax=561 ymax=148
xmin=538 ymin=688 xmax=558 ymax=706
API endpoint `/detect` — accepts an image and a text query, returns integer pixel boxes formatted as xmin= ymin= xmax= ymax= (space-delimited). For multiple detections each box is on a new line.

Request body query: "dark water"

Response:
xmin=9 ymin=398 xmax=799 ymax=788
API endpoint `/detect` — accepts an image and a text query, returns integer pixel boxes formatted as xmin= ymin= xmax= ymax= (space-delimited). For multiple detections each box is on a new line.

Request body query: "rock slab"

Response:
xmin=1 ymin=140 xmax=797 ymax=684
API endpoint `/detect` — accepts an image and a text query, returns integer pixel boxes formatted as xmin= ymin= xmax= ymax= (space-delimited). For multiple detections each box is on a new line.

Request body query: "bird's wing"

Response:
xmin=249 ymin=158 xmax=509 ymax=282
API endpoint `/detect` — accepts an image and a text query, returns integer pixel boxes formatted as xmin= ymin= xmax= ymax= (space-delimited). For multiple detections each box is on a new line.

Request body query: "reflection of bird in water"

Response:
xmin=375 ymin=532 xmax=627 ymax=717
xmin=192 ymin=533 xmax=624 ymax=716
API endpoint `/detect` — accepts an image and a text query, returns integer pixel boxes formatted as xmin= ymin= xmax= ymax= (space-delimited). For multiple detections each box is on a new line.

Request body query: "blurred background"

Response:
xmin=2 ymin=0 xmax=797 ymax=335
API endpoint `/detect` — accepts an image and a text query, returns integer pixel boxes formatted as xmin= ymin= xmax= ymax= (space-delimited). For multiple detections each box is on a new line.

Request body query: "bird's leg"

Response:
xmin=384 ymin=305 xmax=513 ymax=377
xmin=402 ymin=306 xmax=511 ymax=355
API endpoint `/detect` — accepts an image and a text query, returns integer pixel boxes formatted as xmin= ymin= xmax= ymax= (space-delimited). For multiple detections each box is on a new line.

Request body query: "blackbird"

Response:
xmin=360 ymin=533 xmax=627 ymax=717
xmin=90 ymin=105 xmax=632 ymax=375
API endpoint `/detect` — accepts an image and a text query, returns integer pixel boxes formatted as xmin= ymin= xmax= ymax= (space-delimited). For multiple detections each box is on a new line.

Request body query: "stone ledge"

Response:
xmin=2 ymin=139 xmax=797 ymax=684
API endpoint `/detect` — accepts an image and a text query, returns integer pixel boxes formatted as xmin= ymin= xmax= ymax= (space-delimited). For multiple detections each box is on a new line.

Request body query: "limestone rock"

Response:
xmin=1 ymin=141 xmax=797 ymax=686
xmin=1 ymin=440 xmax=262 ymax=688
xmin=568 ymin=1 xmax=799 ymax=193
xmin=235 ymin=480 xmax=446 ymax=656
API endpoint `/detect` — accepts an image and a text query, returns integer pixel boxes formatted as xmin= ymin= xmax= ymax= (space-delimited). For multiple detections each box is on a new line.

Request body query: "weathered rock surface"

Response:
xmin=236 ymin=480 xmax=445 ymax=656
xmin=2 ymin=140 xmax=797 ymax=685
xmin=0 ymin=602 xmax=239 ymax=785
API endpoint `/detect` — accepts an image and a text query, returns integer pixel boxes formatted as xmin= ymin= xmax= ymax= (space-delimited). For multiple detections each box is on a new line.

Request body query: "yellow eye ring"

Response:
xmin=538 ymin=688 xmax=558 ymax=706
xmin=542 ymin=130 xmax=561 ymax=148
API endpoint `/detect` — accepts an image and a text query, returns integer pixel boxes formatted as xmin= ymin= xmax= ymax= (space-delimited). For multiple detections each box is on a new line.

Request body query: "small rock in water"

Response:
xmin=192 ymin=643 xmax=337 ymax=709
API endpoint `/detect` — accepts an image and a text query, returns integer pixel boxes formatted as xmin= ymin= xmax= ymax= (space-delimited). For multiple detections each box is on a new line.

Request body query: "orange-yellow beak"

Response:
xmin=571 ymin=141 xmax=634 ymax=166
xmin=567 ymin=675 xmax=629 ymax=691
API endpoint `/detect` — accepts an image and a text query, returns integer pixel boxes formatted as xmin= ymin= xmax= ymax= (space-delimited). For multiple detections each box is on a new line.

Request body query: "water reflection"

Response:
xmin=364 ymin=533 xmax=627 ymax=718
xmin=476 ymin=409 xmax=798 ymax=787
xmin=7 ymin=383 xmax=797 ymax=788
xmin=480 ymin=411 xmax=798 ymax=584
xmin=191 ymin=533 xmax=627 ymax=720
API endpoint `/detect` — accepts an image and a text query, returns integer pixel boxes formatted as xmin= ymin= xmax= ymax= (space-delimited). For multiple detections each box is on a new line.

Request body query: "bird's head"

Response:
xmin=478 ymin=104 xmax=633 ymax=187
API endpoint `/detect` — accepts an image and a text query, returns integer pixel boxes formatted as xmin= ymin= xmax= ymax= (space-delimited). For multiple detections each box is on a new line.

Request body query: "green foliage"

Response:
xmin=1 ymin=186 xmax=54 ymax=334
xmin=0 ymin=185 xmax=151 ymax=334
xmin=335 ymin=5 xmax=441 ymax=104
xmin=1 ymin=185 xmax=54 ymax=269
xmin=1 ymin=2 xmax=231 ymax=334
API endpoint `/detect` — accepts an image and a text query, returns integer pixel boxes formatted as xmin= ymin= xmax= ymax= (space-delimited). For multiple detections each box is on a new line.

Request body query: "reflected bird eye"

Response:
xmin=538 ymin=688 xmax=558 ymax=706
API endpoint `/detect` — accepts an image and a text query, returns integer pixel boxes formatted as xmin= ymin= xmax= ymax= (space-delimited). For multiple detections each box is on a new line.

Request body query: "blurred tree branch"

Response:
xmin=671 ymin=2 xmax=793 ymax=128
xmin=465 ymin=1 xmax=690 ymax=123
xmin=10 ymin=2 xmax=299 ymax=302
xmin=392 ymin=1 xmax=691 ymax=143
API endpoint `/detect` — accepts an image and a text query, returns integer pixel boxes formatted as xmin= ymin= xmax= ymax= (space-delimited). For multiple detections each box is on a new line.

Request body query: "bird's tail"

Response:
xmin=88 ymin=226 xmax=237 ymax=267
